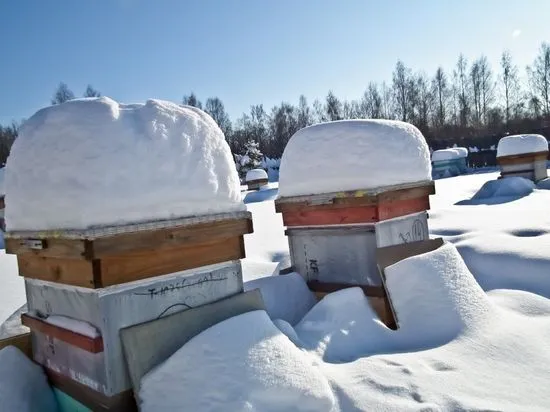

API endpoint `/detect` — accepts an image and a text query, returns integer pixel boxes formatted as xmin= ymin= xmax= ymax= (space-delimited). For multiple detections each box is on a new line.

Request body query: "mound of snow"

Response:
xmin=470 ymin=177 xmax=535 ymax=201
xmin=5 ymin=97 xmax=244 ymax=230
xmin=497 ymin=134 xmax=548 ymax=157
xmin=139 ymin=310 xmax=336 ymax=412
xmin=432 ymin=148 xmax=461 ymax=162
xmin=0 ymin=346 xmax=58 ymax=412
xmin=244 ymin=273 xmax=317 ymax=325
xmin=278 ymin=120 xmax=431 ymax=197
xmin=245 ymin=168 xmax=268 ymax=182
xmin=453 ymin=147 xmax=469 ymax=158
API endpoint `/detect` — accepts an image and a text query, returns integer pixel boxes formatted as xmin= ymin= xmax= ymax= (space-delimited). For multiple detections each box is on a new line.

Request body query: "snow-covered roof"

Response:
xmin=245 ymin=168 xmax=268 ymax=182
xmin=497 ymin=134 xmax=549 ymax=158
xmin=432 ymin=149 xmax=461 ymax=162
xmin=278 ymin=120 xmax=431 ymax=197
xmin=453 ymin=147 xmax=469 ymax=158
xmin=5 ymin=97 xmax=245 ymax=231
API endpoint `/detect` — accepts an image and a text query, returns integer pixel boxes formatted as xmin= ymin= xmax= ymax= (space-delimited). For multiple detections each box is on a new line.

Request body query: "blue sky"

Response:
xmin=1 ymin=0 xmax=549 ymax=124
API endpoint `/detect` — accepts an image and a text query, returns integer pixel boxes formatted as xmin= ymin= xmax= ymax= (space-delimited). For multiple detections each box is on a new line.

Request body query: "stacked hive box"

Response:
xmin=2 ymin=98 xmax=251 ymax=411
xmin=5 ymin=213 xmax=253 ymax=409
xmin=496 ymin=134 xmax=549 ymax=182
xmin=431 ymin=148 xmax=463 ymax=178
xmin=246 ymin=168 xmax=269 ymax=190
xmin=276 ymin=120 xmax=436 ymax=329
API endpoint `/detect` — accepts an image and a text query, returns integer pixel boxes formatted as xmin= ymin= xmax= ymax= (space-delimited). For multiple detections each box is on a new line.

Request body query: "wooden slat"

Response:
xmin=282 ymin=205 xmax=378 ymax=226
xmin=307 ymin=280 xmax=386 ymax=298
xmin=376 ymin=196 xmax=431 ymax=221
xmin=497 ymin=150 xmax=549 ymax=164
xmin=17 ymin=254 xmax=96 ymax=288
xmin=377 ymin=182 xmax=435 ymax=203
xmin=0 ymin=196 xmax=4 ymax=209
xmin=21 ymin=313 xmax=103 ymax=353
xmin=5 ymin=237 xmax=87 ymax=259
xmin=89 ymin=217 xmax=253 ymax=259
xmin=0 ymin=332 xmax=32 ymax=359
xmin=98 ymin=235 xmax=244 ymax=287
xmin=46 ymin=368 xmax=137 ymax=412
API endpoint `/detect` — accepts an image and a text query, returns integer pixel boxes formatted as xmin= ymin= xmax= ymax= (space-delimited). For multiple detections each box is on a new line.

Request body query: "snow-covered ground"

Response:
xmin=3 ymin=169 xmax=550 ymax=411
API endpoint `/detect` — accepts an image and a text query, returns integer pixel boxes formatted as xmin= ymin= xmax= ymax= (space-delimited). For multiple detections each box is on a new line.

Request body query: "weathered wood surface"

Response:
xmin=496 ymin=150 xmax=549 ymax=164
xmin=6 ymin=216 xmax=253 ymax=260
xmin=0 ymin=332 xmax=32 ymax=358
xmin=46 ymin=368 xmax=137 ymax=412
xmin=21 ymin=313 xmax=104 ymax=353
xmin=120 ymin=289 xmax=265 ymax=392
xmin=17 ymin=254 xmax=97 ymax=288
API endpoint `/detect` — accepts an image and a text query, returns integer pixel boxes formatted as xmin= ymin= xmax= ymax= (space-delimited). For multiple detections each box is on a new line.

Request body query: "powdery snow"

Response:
xmin=139 ymin=310 xmax=337 ymax=412
xmin=453 ymin=147 xmax=469 ymax=157
xmin=0 ymin=251 xmax=26 ymax=325
xmin=496 ymin=133 xmax=549 ymax=157
xmin=0 ymin=346 xmax=58 ymax=412
xmin=469 ymin=176 xmax=535 ymax=202
xmin=5 ymin=97 xmax=244 ymax=230
xmin=278 ymin=120 xmax=431 ymax=197
xmin=431 ymin=148 xmax=461 ymax=161
xmin=44 ymin=315 xmax=100 ymax=338
xmin=245 ymin=168 xmax=268 ymax=182
xmin=0 ymin=168 xmax=5 ymax=196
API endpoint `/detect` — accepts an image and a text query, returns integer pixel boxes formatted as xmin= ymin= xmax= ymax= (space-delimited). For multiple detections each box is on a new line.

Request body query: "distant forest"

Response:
xmin=1 ymin=42 xmax=549 ymax=165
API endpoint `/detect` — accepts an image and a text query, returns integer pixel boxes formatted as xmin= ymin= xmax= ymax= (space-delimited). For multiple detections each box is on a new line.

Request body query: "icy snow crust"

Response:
xmin=5 ymin=97 xmax=244 ymax=230
xmin=431 ymin=148 xmax=461 ymax=162
xmin=497 ymin=133 xmax=548 ymax=157
xmin=142 ymin=243 xmax=550 ymax=411
xmin=278 ymin=120 xmax=431 ymax=197
xmin=246 ymin=168 xmax=268 ymax=182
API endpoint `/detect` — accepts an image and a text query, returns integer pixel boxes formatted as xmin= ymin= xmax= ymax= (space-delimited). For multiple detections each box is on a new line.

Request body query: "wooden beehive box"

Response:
xmin=496 ymin=150 xmax=549 ymax=182
xmin=247 ymin=178 xmax=269 ymax=191
xmin=5 ymin=211 xmax=253 ymax=288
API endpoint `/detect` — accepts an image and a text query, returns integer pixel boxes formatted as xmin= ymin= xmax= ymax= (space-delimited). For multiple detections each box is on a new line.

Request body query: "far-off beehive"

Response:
xmin=496 ymin=134 xmax=549 ymax=182
xmin=275 ymin=120 xmax=439 ymax=329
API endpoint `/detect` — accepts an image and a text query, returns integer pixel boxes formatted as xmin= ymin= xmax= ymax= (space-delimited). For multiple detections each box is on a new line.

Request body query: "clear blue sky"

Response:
xmin=1 ymin=0 xmax=549 ymax=124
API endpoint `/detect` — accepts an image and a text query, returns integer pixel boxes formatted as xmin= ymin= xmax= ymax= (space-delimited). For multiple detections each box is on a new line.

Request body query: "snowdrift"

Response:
xmin=278 ymin=120 xmax=431 ymax=197
xmin=5 ymin=97 xmax=244 ymax=230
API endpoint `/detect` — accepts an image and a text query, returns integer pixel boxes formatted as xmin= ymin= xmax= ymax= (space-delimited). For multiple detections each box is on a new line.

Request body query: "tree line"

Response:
xmin=1 ymin=42 xmax=549 ymax=165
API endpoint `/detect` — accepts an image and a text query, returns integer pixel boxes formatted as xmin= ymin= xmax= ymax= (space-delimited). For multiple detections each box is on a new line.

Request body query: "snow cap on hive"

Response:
xmin=278 ymin=120 xmax=431 ymax=197
xmin=432 ymin=148 xmax=462 ymax=162
xmin=497 ymin=134 xmax=549 ymax=158
xmin=245 ymin=168 xmax=268 ymax=183
xmin=5 ymin=97 xmax=245 ymax=231
xmin=454 ymin=147 xmax=469 ymax=158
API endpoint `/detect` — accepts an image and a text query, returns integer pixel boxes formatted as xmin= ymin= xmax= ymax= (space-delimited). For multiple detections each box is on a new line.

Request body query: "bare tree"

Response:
xmin=470 ymin=59 xmax=482 ymax=125
xmin=360 ymin=82 xmax=383 ymax=118
xmin=455 ymin=54 xmax=470 ymax=127
xmin=51 ymin=82 xmax=75 ymax=105
xmin=84 ymin=85 xmax=101 ymax=98
xmin=478 ymin=56 xmax=494 ymax=125
xmin=432 ymin=67 xmax=448 ymax=127
xmin=205 ymin=97 xmax=232 ymax=138
xmin=527 ymin=42 xmax=550 ymax=117
xmin=312 ymin=99 xmax=327 ymax=123
xmin=392 ymin=60 xmax=411 ymax=121
xmin=297 ymin=95 xmax=313 ymax=128
xmin=325 ymin=91 xmax=343 ymax=121
xmin=182 ymin=92 xmax=202 ymax=109
xmin=380 ymin=81 xmax=394 ymax=119
xmin=414 ymin=73 xmax=433 ymax=130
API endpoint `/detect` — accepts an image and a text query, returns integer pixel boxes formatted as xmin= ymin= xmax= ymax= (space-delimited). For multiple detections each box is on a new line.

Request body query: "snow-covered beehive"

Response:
xmin=496 ymin=134 xmax=549 ymax=182
xmin=0 ymin=167 xmax=4 ymax=231
xmin=246 ymin=168 xmax=268 ymax=190
xmin=3 ymin=98 xmax=253 ymax=409
xmin=431 ymin=148 xmax=465 ymax=178
xmin=275 ymin=120 xmax=435 ymax=327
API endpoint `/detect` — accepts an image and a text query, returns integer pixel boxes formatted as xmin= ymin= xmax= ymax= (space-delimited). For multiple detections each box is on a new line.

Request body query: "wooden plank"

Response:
xmin=0 ymin=332 xmax=32 ymax=359
xmin=377 ymin=196 xmax=431 ymax=221
xmin=21 ymin=313 xmax=103 ymax=353
xmin=497 ymin=150 xmax=548 ymax=163
xmin=0 ymin=196 xmax=4 ymax=209
xmin=90 ymin=217 xmax=253 ymax=259
xmin=120 ymin=289 xmax=265 ymax=392
xmin=376 ymin=182 xmax=435 ymax=203
xmin=17 ymin=254 xmax=96 ymax=288
xmin=282 ymin=204 xmax=378 ymax=226
xmin=98 ymin=235 xmax=245 ymax=287
xmin=307 ymin=280 xmax=386 ymax=298
xmin=46 ymin=368 xmax=137 ymax=412
xmin=5 ymin=237 xmax=87 ymax=259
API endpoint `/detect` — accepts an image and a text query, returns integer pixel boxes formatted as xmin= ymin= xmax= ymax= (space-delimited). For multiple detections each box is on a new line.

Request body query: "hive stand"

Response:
xmin=496 ymin=150 xmax=549 ymax=182
xmin=275 ymin=181 xmax=436 ymax=329
xmin=5 ymin=211 xmax=253 ymax=411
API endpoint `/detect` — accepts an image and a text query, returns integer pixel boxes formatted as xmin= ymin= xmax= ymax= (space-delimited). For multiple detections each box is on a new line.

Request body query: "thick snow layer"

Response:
xmin=244 ymin=272 xmax=317 ymax=325
xmin=432 ymin=148 xmax=460 ymax=161
xmin=278 ymin=120 xmax=431 ymax=197
xmin=5 ymin=97 xmax=244 ymax=230
xmin=497 ymin=133 xmax=549 ymax=157
xmin=0 ymin=346 xmax=58 ymax=412
xmin=0 ymin=251 xmax=25 ymax=325
xmin=44 ymin=315 xmax=100 ymax=338
xmin=245 ymin=168 xmax=268 ymax=182
xmin=139 ymin=310 xmax=337 ymax=412
xmin=470 ymin=176 xmax=535 ymax=202
xmin=453 ymin=147 xmax=469 ymax=157
xmin=0 ymin=168 xmax=5 ymax=196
